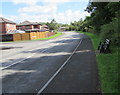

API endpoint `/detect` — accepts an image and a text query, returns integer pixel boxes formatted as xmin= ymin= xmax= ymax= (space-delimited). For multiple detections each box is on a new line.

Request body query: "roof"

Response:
xmin=25 ymin=28 xmax=49 ymax=32
xmin=42 ymin=24 xmax=48 ymax=28
xmin=0 ymin=17 xmax=16 ymax=24
xmin=60 ymin=27 xmax=68 ymax=29
xmin=7 ymin=30 xmax=25 ymax=34
xmin=17 ymin=20 xmax=41 ymax=26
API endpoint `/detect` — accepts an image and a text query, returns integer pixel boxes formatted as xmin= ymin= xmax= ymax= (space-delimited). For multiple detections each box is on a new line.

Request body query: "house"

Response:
xmin=0 ymin=17 xmax=16 ymax=35
xmin=16 ymin=21 xmax=43 ymax=33
xmin=59 ymin=27 xmax=68 ymax=32
xmin=41 ymin=25 xmax=49 ymax=31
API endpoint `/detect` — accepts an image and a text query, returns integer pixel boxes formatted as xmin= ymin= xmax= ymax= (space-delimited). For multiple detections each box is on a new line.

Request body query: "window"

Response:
xmin=26 ymin=26 xmax=30 ymax=29
xmin=18 ymin=27 xmax=22 ymax=30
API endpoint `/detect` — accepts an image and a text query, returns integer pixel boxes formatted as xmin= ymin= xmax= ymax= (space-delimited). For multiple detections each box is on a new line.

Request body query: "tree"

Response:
xmin=46 ymin=19 xmax=59 ymax=31
xmin=85 ymin=2 xmax=120 ymax=33
xmin=84 ymin=2 xmax=120 ymax=45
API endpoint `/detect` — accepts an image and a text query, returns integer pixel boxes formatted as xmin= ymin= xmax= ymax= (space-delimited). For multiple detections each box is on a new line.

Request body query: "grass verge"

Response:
xmin=76 ymin=31 xmax=119 ymax=94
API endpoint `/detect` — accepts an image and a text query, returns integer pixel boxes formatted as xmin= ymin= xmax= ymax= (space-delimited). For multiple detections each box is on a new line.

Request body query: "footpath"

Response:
xmin=42 ymin=34 xmax=101 ymax=93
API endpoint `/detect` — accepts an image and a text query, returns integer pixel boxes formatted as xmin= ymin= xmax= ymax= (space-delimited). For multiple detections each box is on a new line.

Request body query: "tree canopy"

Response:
xmin=65 ymin=2 xmax=119 ymax=45
xmin=46 ymin=19 xmax=59 ymax=31
xmin=82 ymin=2 xmax=120 ymax=46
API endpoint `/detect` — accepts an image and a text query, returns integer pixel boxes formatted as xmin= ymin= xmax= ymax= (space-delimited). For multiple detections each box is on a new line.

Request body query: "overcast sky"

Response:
xmin=1 ymin=0 xmax=90 ymax=24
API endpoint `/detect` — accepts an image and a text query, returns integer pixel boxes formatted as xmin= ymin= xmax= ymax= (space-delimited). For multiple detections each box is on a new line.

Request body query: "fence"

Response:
xmin=1 ymin=32 xmax=56 ymax=42
xmin=0 ymin=34 xmax=13 ymax=41
xmin=13 ymin=33 xmax=22 ymax=41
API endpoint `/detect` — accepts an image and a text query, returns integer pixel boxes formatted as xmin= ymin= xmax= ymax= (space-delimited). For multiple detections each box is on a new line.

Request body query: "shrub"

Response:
xmin=100 ymin=17 xmax=119 ymax=46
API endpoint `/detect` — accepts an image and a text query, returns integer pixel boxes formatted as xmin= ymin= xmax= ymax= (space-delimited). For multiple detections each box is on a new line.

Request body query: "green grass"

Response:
xmin=76 ymin=31 xmax=119 ymax=94
xmin=80 ymin=31 xmax=100 ymax=49
xmin=34 ymin=32 xmax=62 ymax=40
xmin=97 ymin=50 xmax=118 ymax=93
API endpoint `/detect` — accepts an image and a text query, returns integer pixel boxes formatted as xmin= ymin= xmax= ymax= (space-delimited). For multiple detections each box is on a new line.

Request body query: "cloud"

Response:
xmin=2 ymin=0 xmax=70 ymax=5
xmin=17 ymin=0 xmax=71 ymax=14
xmin=54 ymin=10 xmax=90 ymax=24
xmin=11 ymin=0 xmax=39 ymax=5
xmin=0 ymin=14 xmax=3 ymax=17
xmin=7 ymin=13 xmax=51 ymax=23
xmin=2 ymin=0 xmax=89 ymax=4
xmin=43 ymin=0 xmax=70 ymax=4
xmin=7 ymin=10 xmax=90 ymax=24
xmin=18 ymin=4 xmax=57 ymax=14
xmin=3 ymin=0 xmax=90 ymax=24
xmin=19 ymin=13 xmax=51 ymax=22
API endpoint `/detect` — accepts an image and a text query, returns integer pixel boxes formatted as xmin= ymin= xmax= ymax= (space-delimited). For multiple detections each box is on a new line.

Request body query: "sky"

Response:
xmin=1 ymin=0 xmax=90 ymax=24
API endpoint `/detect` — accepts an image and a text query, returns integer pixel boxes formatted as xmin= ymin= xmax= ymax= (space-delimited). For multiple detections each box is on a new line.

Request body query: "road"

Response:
xmin=1 ymin=32 xmax=101 ymax=94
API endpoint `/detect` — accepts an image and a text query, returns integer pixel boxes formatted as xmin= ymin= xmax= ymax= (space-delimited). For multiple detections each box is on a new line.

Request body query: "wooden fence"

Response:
xmin=1 ymin=32 xmax=56 ymax=42
xmin=13 ymin=33 xmax=22 ymax=41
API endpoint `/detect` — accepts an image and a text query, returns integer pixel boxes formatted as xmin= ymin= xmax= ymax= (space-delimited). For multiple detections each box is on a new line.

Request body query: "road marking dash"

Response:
xmin=36 ymin=38 xmax=82 ymax=95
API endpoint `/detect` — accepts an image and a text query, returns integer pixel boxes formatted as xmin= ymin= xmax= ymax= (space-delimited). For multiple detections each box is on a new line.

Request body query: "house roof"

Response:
xmin=17 ymin=20 xmax=41 ymax=26
xmin=0 ymin=17 xmax=16 ymax=24
xmin=42 ymin=24 xmax=48 ymax=28
xmin=60 ymin=27 xmax=67 ymax=29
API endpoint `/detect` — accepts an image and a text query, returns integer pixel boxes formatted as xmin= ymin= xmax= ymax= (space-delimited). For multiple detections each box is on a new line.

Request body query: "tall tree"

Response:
xmin=85 ymin=2 xmax=120 ymax=45
xmin=46 ymin=19 xmax=59 ymax=31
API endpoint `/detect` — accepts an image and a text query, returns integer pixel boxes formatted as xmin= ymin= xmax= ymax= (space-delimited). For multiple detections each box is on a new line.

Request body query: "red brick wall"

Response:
xmin=33 ymin=25 xmax=42 ymax=29
xmin=0 ymin=23 xmax=6 ymax=34
xmin=22 ymin=26 xmax=26 ymax=30
xmin=16 ymin=26 xmax=22 ymax=30
xmin=16 ymin=25 xmax=43 ymax=31
xmin=19 ymin=26 xmax=26 ymax=30
xmin=0 ymin=23 xmax=16 ymax=34
xmin=17 ymin=25 xmax=33 ymax=30
xmin=6 ymin=23 xmax=16 ymax=32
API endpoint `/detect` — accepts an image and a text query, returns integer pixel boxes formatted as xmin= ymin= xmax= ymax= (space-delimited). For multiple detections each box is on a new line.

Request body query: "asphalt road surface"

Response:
xmin=1 ymin=32 xmax=101 ymax=94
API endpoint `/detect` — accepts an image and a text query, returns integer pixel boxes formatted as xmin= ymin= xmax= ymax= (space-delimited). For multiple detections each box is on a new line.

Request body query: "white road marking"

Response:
xmin=1 ymin=48 xmax=50 ymax=70
xmin=0 ymin=33 xmax=65 ymax=61
xmin=1 ymin=38 xmax=67 ymax=70
xmin=36 ymin=38 xmax=82 ymax=95
xmin=0 ymin=38 xmax=60 ymax=61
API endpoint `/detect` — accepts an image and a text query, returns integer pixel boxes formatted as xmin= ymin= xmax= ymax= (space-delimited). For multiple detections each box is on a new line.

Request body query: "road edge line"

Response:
xmin=1 ymin=48 xmax=50 ymax=70
xmin=1 ymin=37 xmax=66 ymax=70
xmin=36 ymin=38 xmax=82 ymax=94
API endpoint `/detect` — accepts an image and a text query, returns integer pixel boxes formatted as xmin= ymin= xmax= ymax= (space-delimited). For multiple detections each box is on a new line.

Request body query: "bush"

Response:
xmin=53 ymin=30 xmax=57 ymax=33
xmin=100 ymin=17 xmax=119 ymax=46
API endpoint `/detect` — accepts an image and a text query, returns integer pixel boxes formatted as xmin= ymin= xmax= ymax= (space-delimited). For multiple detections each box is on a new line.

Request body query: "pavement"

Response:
xmin=42 ymin=34 xmax=101 ymax=93
xmin=1 ymin=32 xmax=101 ymax=94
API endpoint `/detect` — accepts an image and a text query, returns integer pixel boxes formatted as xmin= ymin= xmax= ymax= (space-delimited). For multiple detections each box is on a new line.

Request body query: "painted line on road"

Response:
xmin=36 ymin=38 xmax=82 ymax=94
xmin=1 ymin=39 xmax=67 ymax=70
xmin=0 ymin=32 xmax=66 ymax=61
xmin=0 ymin=39 xmax=58 ymax=61
xmin=1 ymin=32 xmax=79 ymax=70
xmin=1 ymin=48 xmax=50 ymax=70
